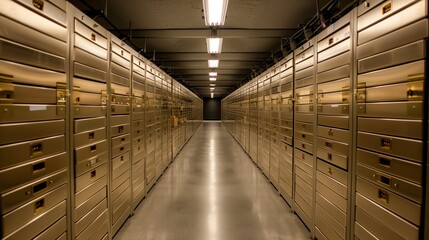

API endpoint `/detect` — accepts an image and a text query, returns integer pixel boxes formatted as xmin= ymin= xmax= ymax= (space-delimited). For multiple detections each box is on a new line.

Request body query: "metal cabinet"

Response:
xmin=0 ymin=0 xmax=68 ymax=239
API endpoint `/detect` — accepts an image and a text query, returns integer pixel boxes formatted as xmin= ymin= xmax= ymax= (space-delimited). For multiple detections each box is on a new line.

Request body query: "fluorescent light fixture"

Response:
xmin=209 ymin=77 xmax=216 ymax=81
xmin=206 ymin=38 xmax=223 ymax=53
xmin=210 ymin=87 xmax=215 ymax=91
xmin=209 ymin=72 xmax=217 ymax=77
xmin=210 ymin=83 xmax=216 ymax=86
xmin=203 ymin=0 xmax=229 ymax=26
xmin=208 ymin=59 xmax=219 ymax=68
xmin=211 ymin=92 xmax=214 ymax=98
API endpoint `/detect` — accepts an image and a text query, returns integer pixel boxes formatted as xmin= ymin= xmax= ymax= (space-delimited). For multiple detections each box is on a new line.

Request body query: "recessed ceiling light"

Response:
xmin=210 ymin=87 xmax=215 ymax=91
xmin=211 ymin=92 xmax=214 ymax=98
xmin=210 ymin=83 xmax=216 ymax=86
xmin=208 ymin=59 xmax=219 ymax=68
xmin=202 ymin=0 xmax=229 ymax=26
xmin=209 ymin=72 xmax=217 ymax=77
xmin=209 ymin=77 xmax=216 ymax=81
xmin=206 ymin=38 xmax=223 ymax=53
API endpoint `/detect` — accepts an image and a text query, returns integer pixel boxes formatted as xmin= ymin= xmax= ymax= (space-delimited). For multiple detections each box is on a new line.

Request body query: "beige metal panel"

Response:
xmin=111 ymin=135 xmax=130 ymax=158
xmin=75 ymin=140 xmax=107 ymax=163
xmin=112 ymin=191 xmax=130 ymax=223
xmin=76 ymin=209 xmax=108 ymax=240
xmin=73 ymin=62 xmax=107 ymax=82
xmin=112 ymin=168 xmax=129 ymax=191
xmin=355 ymin=206 xmax=402 ymax=239
xmin=318 ymin=115 xmax=349 ymax=129
xmin=358 ymin=40 xmax=426 ymax=74
xmin=295 ymin=66 xmax=314 ymax=80
xmin=317 ymin=147 xmax=347 ymax=170
xmin=318 ymin=38 xmax=351 ymax=63
xmin=73 ymin=41 xmax=107 ymax=67
xmin=74 ymin=117 xmax=106 ymax=133
xmin=316 ymin=203 xmax=345 ymax=240
xmin=317 ymin=78 xmax=350 ymax=94
xmin=317 ymin=126 xmax=350 ymax=143
xmin=295 ymin=139 xmax=314 ymax=154
xmin=317 ymin=159 xmax=348 ymax=185
xmin=75 ymin=152 xmax=107 ymax=177
xmin=33 ymin=215 xmax=66 ymax=240
xmin=316 ymin=192 xmax=346 ymax=226
xmin=358 ymin=117 xmax=422 ymax=139
xmin=0 ymin=152 xmax=66 ymax=193
xmin=361 ymin=81 xmax=423 ymax=102
xmin=2 ymin=200 xmax=66 ymax=240
xmin=317 ymin=170 xmax=347 ymax=199
xmin=317 ymin=65 xmax=350 ymax=84
xmin=74 ymin=127 xmax=105 ymax=148
xmin=111 ymin=104 xmax=130 ymax=115
xmin=75 ymin=198 xmax=107 ymax=236
xmin=318 ymin=52 xmax=350 ymax=74
xmin=73 ymin=106 xmax=106 ymax=118
xmin=317 ymin=137 xmax=348 ymax=156
xmin=295 ymin=190 xmax=313 ymax=224
xmin=75 ymin=175 xmax=107 ymax=207
xmin=358 ymin=19 xmax=428 ymax=60
xmin=57 ymin=232 xmax=67 ymax=240
xmin=111 ymin=83 xmax=130 ymax=96
xmin=358 ymin=131 xmax=422 ymax=162
xmin=75 ymin=186 xmax=106 ymax=220
xmin=357 ymin=148 xmax=422 ymax=184
xmin=357 ymin=177 xmax=420 ymax=225
xmin=355 ymin=193 xmax=419 ymax=239
xmin=357 ymin=101 xmax=422 ymax=118
xmin=112 ymin=204 xmax=130 ymax=234
xmin=75 ymin=163 xmax=107 ymax=193
xmin=357 ymin=164 xmax=422 ymax=203
xmin=74 ymin=19 xmax=107 ymax=49
xmin=354 ymin=222 xmax=378 ymax=240
xmin=112 ymin=177 xmax=130 ymax=202
xmin=2 ymin=184 xmax=66 ymax=236
xmin=317 ymin=181 xmax=347 ymax=212
xmin=358 ymin=0 xmax=426 ymax=44
xmin=0 ymin=104 xmax=65 ymax=123
xmin=295 ymin=165 xmax=313 ymax=188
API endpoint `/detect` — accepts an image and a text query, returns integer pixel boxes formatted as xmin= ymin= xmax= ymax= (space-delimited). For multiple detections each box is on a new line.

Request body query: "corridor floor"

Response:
xmin=114 ymin=121 xmax=310 ymax=240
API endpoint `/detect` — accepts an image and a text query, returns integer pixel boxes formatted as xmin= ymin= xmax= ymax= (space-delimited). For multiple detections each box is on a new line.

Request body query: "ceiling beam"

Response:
xmin=118 ymin=28 xmax=298 ymax=39
xmin=153 ymin=52 xmax=271 ymax=61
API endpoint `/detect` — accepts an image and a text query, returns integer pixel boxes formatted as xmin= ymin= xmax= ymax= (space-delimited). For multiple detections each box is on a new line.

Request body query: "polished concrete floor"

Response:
xmin=114 ymin=121 xmax=310 ymax=240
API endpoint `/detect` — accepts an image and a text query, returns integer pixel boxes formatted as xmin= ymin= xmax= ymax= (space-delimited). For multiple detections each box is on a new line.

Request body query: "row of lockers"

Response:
xmin=222 ymin=0 xmax=428 ymax=239
xmin=0 ymin=0 xmax=202 ymax=239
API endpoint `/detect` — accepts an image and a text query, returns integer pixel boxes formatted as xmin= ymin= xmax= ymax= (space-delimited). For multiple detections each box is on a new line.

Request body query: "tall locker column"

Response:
xmin=278 ymin=55 xmax=294 ymax=206
xmin=293 ymin=39 xmax=316 ymax=230
xmin=109 ymin=35 xmax=132 ymax=236
xmin=166 ymin=77 xmax=173 ymax=164
xmin=354 ymin=0 xmax=427 ymax=239
xmin=0 ymin=0 xmax=68 ymax=239
xmin=154 ymin=70 xmax=163 ymax=180
xmin=270 ymin=67 xmax=281 ymax=189
xmin=263 ymin=74 xmax=272 ymax=178
xmin=257 ymin=77 xmax=265 ymax=168
xmin=314 ymin=12 xmax=353 ymax=240
xmin=145 ymin=65 xmax=156 ymax=190
xmin=161 ymin=75 xmax=169 ymax=170
xmin=131 ymin=55 xmax=147 ymax=209
xmin=249 ymin=80 xmax=258 ymax=163
xmin=68 ymin=4 xmax=109 ymax=240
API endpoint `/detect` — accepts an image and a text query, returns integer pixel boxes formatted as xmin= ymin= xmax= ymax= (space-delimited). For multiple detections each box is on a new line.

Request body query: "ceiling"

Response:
xmin=70 ymin=0 xmax=345 ymax=98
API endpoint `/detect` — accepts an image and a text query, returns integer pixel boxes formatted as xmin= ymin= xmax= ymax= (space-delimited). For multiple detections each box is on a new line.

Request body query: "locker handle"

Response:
xmin=120 ymin=147 xmax=125 ymax=152
xmin=379 ymin=157 xmax=391 ymax=168
xmin=32 ymin=0 xmax=44 ymax=10
xmin=118 ymin=126 xmax=124 ymax=133
xmin=120 ymin=156 xmax=124 ymax=161
xmin=121 ymin=137 xmax=125 ymax=142
xmin=88 ymin=157 xmax=99 ymax=167
xmin=33 ymin=181 xmax=47 ymax=194
xmin=32 ymin=162 xmax=45 ymax=173
xmin=90 ymin=145 xmax=97 ymax=152
xmin=380 ymin=138 xmax=392 ymax=150
xmin=90 ymin=170 xmax=96 ymax=178
xmin=30 ymin=142 xmax=43 ymax=157
xmin=325 ymin=142 xmax=333 ymax=148
xmin=328 ymin=38 xmax=334 ymax=45
xmin=34 ymin=198 xmax=45 ymax=213
xmin=89 ymin=132 xmax=95 ymax=140
xmin=327 ymin=153 xmax=332 ymax=161
xmin=382 ymin=2 xmax=392 ymax=15
xmin=379 ymin=175 xmax=391 ymax=186
xmin=378 ymin=189 xmax=389 ymax=203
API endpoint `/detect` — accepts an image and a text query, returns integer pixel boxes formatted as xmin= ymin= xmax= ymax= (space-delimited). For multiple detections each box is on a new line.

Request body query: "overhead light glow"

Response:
xmin=206 ymin=38 xmax=223 ymax=53
xmin=208 ymin=59 xmax=219 ymax=68
xmin=211 ymin=92 xmax=214 ymax=98
xmin=210 ymin=87 xmax=215 ymax=91
xmin=203 ymin=0 xmax=229 ymax=26
xmin=209 ymin=72 xmax=217 ymax=77
xmin=209 ymin=77 xmax=216 ymax=81
xmin=210 ymin=83 xmax=216 ymax=86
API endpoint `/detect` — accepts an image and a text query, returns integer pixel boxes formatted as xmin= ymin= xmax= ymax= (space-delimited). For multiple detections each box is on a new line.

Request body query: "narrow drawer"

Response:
xmin=111 ymin=123 xmax=130 ymax=137
xmin=76 ymin=209 xmax=108 ymax=240
xmin=317 ymin=170 xmax=347 ymax=199
xmin=2 ymin=200 xmax=66 ymax=240
xmin=318 ymin=52 xmax=350 ymax=74
xmin=2 ymin=184 xmax=66 ymax=236
xmin=73 ymin=106 xmax=106 ymax=118
xmin=315 ymin=203 xmax=345 ymax=240
xmin=111 ymin=135 xmax=131 ymax=158
xmin=357 ymin=101 xmax=423 ymax=118
xmin=75 ymin=175 xmax=107 ymax=207
xmin=33 ymin=215 xmax=66 ymax=240
xmin=0 ymin=135 xmax=65 ymax=169
xmin=74 ymin=19 xmax=107 ymax=49
xmin=317 ymin=126 xmax=350 ymax=143
xmin=355 ymin=206 xmax=402 ymax=240
xmin=1 ymin=169 xmax=67 ymax=215
xmin=357 ymin=177 xmax=420 ymax=225
xmin=358 ymin=117 xmax=422 ymax=139
xmin=295 ymin=139 xmax=314 ymax=155
xmin=316 ymin=192 xmax=346 ymax=226
xmin=75 ymin=198 xmax=107 ymax=236
xmin=111 ymin=104 xmax=130 ymax=115
xmin=317 ymin=104 xmax=349 ymax=115
xmin=317 ymin=137 xmax=348 ymax=155
xmin=0 ymin=152 xmax=66 ymax=193
xmin=74 ymin=117 xmax=106 ymax=133
xmin=294 ymin=130 xmax=314 ymax=143
xmin=0 ymin=83 xmax=57 ymax=104
xmin=295 ymin=122 xmax=314 ymax=134
xmin=74 ymin=127 xmax=106 ymax=148
xmin=318 ymin=115 xmax=349 ymax=129
xmin=318 ymin=38 xmax=351 ymax=63
xmin=75 ymin=186 xmax=106 ymax=220
xmin=75 ymin=163 xmax=107 ymax=193
xmin=0 ymin=104 xmax=65 ymax=124
xmin=357 ymin=148 xmax=422 ymax=184
xmin=317 ymin=91 xmax=349 ymax=104
xmin=355 ymin=193 xmax=418 ymax=239
xmin=317 ymin=159 xmax=347 ymax=185
xmin=357 ymin=131 xmax=422 ymax=162
xmin=316 ymin=181 xmax=347 ymax=212
xmin=112 ymin=153 xmax=130 ymax=180
xmin=74 ymin=140 xmax=107 ymax=163
xmin=75 ymin=151 xmax=107 ymax=177
xmin=361 ymin=81 xmax=423 ymax=102
xmin=357 ymin=164 xmax=422 ymax=203
xmin=296 ymin=57 xmax=315 ymax=73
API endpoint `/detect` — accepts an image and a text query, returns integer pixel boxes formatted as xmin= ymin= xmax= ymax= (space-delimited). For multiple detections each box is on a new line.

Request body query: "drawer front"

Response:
xmin=317 ymin=104 xmax=349 ymax=115
xmin=318 ymin=24 xmax=351 ymax=53
xmin=318 ymin=38 xmax=351 ymax=63
xmin=75 ymin=186 xmax=106 ymax=220
xmin=317 ymin=147 xmax=348 ymax=170
xmin=357 ymin=101 xmax=423 ymax=118
xmin=74 ymin=117 xmax=106 ymax=133
xmin=357 ymin=164 xmax=421 ymax=203
xmin=317 ymin=137 xmax=349 ymax=155
xmin=355 ymin=193 xmax=418 ymax=239
xmin=74 ymin=127 xmax=106 ymax=148
xmin=318 ymin=115 xmax=349 ymax=129
xmin=317 ymin=126 xmax=350 ymax=143
xmin=355 ymin=206 xmax=403 ymax=240
xmin=112 ymin=154 xmax=130 ymax=180
xmin=315 ymin=203 xmax=345 ymax=240
xmin=316 ymin=181 xmax=347 ymax=212
xmin=316 ymin=193 xmax=346 ymax=226
xmin=295 ymin=139 xmax=314 ymax=155
xmin=75 ymin=198 xmax=107 ymax=236
xmin=75 ymin=175 xmax=107 ymax=207
xmin=74 ymin=140 xmax=107 ymax=163
xmin=1 ymin=169 xmax=67 ymax=214
xmin=33 ymin=215 xmax=66 ymax=240
xmin=75 ymin=163 xmax=107 ymax=192
xmin=357 ymin=131 xmax=422 ymax=162
xmin=75 ymin=151 xmax=107 ymax=177
xmin=317 ymin=91 xmax=349 ymax=104
xmin=0 ymin=104 xmax=65 ymax=123
xmin=358 ymin=117 xmax=422 ymax=139
xmin=0 ymin=152 xmax=66 ymax=193
xmin=73 ymin=106 xmax=106 ymax=118
xmin=0 ymin=135 xmax=65 ymax=169
xmin=317 ymin=159 xmax=348 ymax=185
xmin=357 ymin=148 xmax=422 ymax=183
xmin=360 ymin=81 xmax=423 ymax=102
xmin=357 ymin=177 xmax=420 ymax=225
xmin=317 ymin=78 xmax=350 ymax=93
xmin=111 ymin=124 xmax=130 ymax=137
xmin=74 ymin=19 xmax=107 ymax=49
